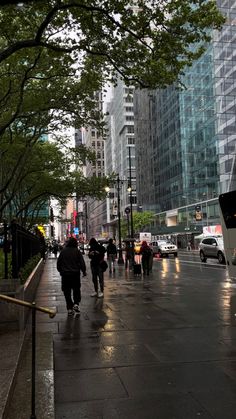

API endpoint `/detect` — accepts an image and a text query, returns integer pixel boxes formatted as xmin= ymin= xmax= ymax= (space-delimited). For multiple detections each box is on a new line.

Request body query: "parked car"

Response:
xmin=150 ymin=240 xmax=178 ymax=257
xmin=199 ymin=236 xmax=226 ymax=264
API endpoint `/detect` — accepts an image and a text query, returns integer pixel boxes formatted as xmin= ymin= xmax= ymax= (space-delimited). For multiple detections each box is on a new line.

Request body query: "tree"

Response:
xmin=0 ymin=137 xmax=110 ymax=224
xmin=0 ymin=1 xmax=225 ymax=89
xmin=0 ymin=1 xmax=225 ymax=223
xmin=121 ymin=211 xmax=155 ymax=238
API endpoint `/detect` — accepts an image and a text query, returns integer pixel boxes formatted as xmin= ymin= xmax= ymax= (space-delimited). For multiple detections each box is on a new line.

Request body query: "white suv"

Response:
xmin=150 ymin=240 xmax=178 ymax=258
xmin=199 ymin=236 xmax=226 ymax=264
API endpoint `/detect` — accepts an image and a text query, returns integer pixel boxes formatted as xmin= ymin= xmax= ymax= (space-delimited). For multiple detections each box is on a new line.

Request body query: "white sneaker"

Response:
xmin=73 ymin=304 xmax=80 ymax=313
xmin=97 ymin=291 xmax=104 ymax=298
xmin=67 ymin=309 xmax=74 ymax=316
xmin=90 ymin=292 xmax=98 ymax=297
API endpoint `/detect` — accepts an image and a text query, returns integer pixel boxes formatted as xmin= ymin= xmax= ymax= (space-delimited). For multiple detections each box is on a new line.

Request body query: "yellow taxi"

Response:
xmin=134 ymin=242 xmax=142 ymax=254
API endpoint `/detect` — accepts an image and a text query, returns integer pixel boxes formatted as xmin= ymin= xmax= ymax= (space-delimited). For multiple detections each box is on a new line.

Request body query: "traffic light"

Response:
xmin=195 ymin=205 xmax=202 ymax=221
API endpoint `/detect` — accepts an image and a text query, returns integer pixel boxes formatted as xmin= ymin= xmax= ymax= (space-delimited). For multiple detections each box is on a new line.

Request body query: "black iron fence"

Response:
xmin=0 ymin=222 xmax=41 ymax=280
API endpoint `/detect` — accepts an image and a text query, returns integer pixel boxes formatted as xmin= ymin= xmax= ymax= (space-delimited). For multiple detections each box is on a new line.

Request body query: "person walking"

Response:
xmin=106 ymin=238 xmax=117 ymax=273
xmin=52 ymin=241 xmax=59 ymax=258
xmin=125 ymin=241 xmax=132 ymax=270
xmin=88 ymin=238 xmax=106 ymax=298
xmin=140 ymin=240 xmax=152 ymax=275
xmin=57 ymin=237 xmax=86 ymax=315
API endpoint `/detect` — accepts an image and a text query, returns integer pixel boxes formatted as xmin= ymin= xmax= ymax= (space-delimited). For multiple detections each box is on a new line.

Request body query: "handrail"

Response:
xmin=0 ymin=294 xmax=56 ymax=318
xmin=0 ymin=293 xmax=56 ymax=418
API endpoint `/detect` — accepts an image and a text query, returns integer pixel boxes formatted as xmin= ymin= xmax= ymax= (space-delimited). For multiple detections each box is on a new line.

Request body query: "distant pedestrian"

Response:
xmin=187 ymin=241 xmax=191 ymax=251
xmin=125 ymin=241 xmax=133 ymax=270
xmin=88 ymin=238 xmax=106 ymax=298
xmin=140 ymin=240 xmax=152 ymax=275
xmin=52 ymin=241 xmax=59 ymax=258
xmin=57 ymin=237 xmax=86 ymax=315
xmin=106 ymin=238 xmax=117 ymax=273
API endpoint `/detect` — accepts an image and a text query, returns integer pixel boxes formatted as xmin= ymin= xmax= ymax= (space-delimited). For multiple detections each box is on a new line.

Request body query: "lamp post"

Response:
xmin=116 ymin=174 xmax=124 ymax=264
xmin=125 ymin=207 xmax=131 ymax=236
xmin=128 ymin=146 xmax=135 ymax=267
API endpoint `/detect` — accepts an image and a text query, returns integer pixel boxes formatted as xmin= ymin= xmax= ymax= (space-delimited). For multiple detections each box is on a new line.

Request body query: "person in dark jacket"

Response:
xmin=106 ymin=238 xmax=117 ymax=273
xmin=57 ymin=237 xmax=86 ymax=315
xmin=52 ymin=241 xmax=59 ymax=258
xmin=88 ymin=238 xmax=106 ymax=298
xmin=140 ymin=240 xmax=152 ymax=275
xmin=125 ymin=241 xmax=133 ymax=270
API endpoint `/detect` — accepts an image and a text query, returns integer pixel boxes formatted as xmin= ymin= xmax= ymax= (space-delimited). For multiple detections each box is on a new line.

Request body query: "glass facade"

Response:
xmin=134 ymin=0 xmax=236 ymax=234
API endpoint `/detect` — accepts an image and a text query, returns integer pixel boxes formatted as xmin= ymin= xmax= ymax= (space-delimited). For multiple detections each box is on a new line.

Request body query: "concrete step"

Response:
xmin=1 ymin=331 xmax=54 ymax=419
xmin=0 ymin=331 xmax=25 ymax=419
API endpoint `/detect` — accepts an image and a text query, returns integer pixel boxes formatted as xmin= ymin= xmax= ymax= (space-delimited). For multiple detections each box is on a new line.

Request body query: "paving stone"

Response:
xmin=55 ymin=394 xmax=213 ymax=419
xmin=55 ymin=368 xmax=127 ymax=402
xmin=4 ymin=254 xmax=236 ymax=419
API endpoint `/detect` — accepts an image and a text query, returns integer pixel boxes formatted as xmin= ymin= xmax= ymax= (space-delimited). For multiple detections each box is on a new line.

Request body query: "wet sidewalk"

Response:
xmin=18 ymin=256 xmax=236 ymax=418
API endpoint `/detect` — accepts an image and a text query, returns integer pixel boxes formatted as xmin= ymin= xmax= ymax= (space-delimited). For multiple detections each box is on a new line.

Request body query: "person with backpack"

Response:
xmin=57 ymin=237 xmax=86 ymax=315
xmin=106 ymin=238 xmax=117 ymax=273
xmin=88 ymin=238 xmax=106 ymax=298
xmin=140 ymin=240 xmax=152 ymax=275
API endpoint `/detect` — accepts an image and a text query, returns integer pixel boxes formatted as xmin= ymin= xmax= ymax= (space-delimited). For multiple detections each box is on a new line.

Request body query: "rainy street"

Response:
xmin=27 ymin=254 xmax=236 ymax=419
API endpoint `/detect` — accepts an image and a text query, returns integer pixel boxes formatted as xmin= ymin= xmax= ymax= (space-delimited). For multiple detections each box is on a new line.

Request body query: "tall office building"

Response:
xmin=103 ymin=78 xmax=136 ymax=238
xmin=83 ymin=92 xmax=107 ymax=239
xmin=134 ymin=0 xmax=236 ymax=237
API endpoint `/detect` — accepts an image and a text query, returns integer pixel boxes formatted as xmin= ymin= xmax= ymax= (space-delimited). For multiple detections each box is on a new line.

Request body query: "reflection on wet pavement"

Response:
xmin=34 ymin=254 xmax=236 ymax=419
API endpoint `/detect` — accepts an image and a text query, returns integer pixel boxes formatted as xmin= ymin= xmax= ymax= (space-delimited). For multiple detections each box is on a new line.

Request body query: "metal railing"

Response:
xmin=0 ymin=294 xmax=56 ymax=419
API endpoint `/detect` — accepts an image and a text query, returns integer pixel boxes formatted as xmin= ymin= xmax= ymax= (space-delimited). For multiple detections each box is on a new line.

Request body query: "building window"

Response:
xmin=131 ymin=196 xmax=137 ymax=204
xmin=125 ymin=97 xmax=133 ymax=103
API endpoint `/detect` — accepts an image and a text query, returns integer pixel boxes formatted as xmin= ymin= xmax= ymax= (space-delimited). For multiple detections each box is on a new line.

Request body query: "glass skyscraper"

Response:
xmin=134 ymin=0 xmax=236 ymax=235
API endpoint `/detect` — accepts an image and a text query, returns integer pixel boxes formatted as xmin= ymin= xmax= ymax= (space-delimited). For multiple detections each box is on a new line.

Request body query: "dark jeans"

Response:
xmin=61 ymin=273 xmax=81 ymax=310
xmin=91 ymin=265 xmax=104 ymax=292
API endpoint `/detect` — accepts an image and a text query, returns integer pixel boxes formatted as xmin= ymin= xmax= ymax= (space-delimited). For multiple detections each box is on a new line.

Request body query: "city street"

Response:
xmin=9 ymin=252 xmax=236 ymax=419
xmin=0 ymin=2 xmax=235 ymax=418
